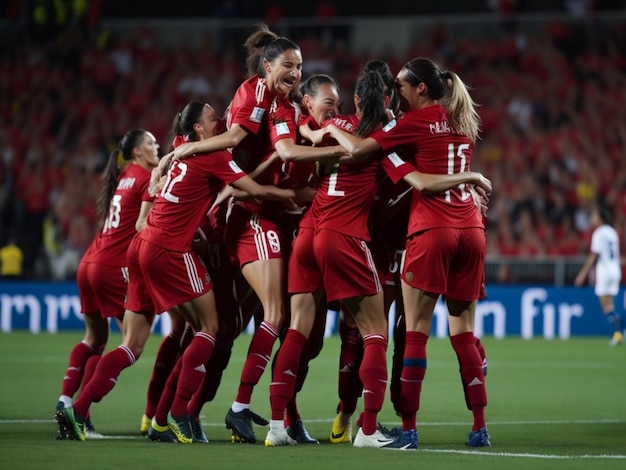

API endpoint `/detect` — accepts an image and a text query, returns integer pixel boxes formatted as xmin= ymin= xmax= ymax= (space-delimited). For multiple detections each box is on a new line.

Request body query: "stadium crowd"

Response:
xmin=0 ymin=7 xmax=625 ymax=280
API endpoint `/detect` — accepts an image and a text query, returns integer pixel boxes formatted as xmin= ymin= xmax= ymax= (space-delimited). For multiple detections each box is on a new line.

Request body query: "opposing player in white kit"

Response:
xmin=575 ymin=204 xmax=623 ymax=346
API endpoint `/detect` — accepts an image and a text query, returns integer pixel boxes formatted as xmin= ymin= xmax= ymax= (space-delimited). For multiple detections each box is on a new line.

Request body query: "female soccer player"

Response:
xmin=575 ymin=203 xmax=623 ymax=346
xmin=53 ymin=129 xmax=184 ymax=439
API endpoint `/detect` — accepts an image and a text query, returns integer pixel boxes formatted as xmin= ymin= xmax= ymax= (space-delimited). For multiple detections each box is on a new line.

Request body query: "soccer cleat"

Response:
xmin=84 ymin=417 xmax=103 ymax=439
xmin=140 ymin=414 xmax=151 ymax=435
xmin=55 ymin=405 xmax=85 ymax=441
xmin=383 ymin=429 xmax=418 ymax=450
xmin=329 ymin=413 xmax=352 ymax=444
xmin=167 ymin=412 xmax=193 ymax=444
xmin=249 ymin=409 xmax=270 ymax=426
xmin=353 ymin=428 xmax=397 ymax=449
xmin=225 ymin=408 xmax=267 ymax=444
xmin=377 ymin=422 xmax=402 ymax=439
xmin=264 ymin=428 xmax=297 ymax=447
xmin=286 ymin=419 xmax=319 ymax=444
xmin=148 ymin=418 xmax=175 ymax=443
xmin=54 ymin=401 xmax=70 ymax=440
xmin=468 ymin=427 xmax=492 ymax=447
xmin=190 ymin=415 xmax=209 ymax=444
xmin=55 ymin=423 xmax=69 ymax=441
xmin=609 ymin=331 xmax=623 ymax=347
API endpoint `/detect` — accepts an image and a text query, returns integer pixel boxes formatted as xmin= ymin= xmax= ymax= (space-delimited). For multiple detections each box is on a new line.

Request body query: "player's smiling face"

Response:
xmin=197 ymin=104 xmax=224 ymax=138
xmin=264 ymin=49 xmax=302 ymax=97
xmin=305 ymin=82 xmax=339 ymax=126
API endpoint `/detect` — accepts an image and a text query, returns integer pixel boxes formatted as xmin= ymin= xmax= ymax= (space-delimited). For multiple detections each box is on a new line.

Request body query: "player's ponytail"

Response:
xmin=354 ymin=71 xmax=386 ymax=137
xmin=244 ymin=23 xmax=299 ymax=78
xmin=171 ymin=101 xmax=205 ymax=142
xmin=95 ymin=129 xmax=146 ymax=224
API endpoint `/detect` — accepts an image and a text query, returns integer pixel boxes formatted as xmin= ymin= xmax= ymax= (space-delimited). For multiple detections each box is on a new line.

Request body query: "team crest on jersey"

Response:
xmin=405 ymin=272 xmax=413 ymax=282
xmin=229 ymin=160 xmax=243 ymax=173
xmin=383 ymin=119 xmax=397 ymax=133
xmin=249 ymin=106 xmax=265 ymax=123
xmin=275 ymin=121 xmax=289 ymax=136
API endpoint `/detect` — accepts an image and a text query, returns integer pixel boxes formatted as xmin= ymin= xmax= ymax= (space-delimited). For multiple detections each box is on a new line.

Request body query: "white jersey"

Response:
xmin=590 ymin=224 xmax=621 ymax=296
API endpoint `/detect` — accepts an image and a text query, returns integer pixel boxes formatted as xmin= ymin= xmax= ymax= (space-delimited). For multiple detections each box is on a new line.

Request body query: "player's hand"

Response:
xmin=293 ymin=186 xmax=318 ymax=205
xmin=298 ymin=123 xmax=328 ymax=145
xmin=470 ymin=187 xmax=489 ymax=218
xmin=172 ymin=142 xmax=197 ymax=160
xmin=148 ymin=152 xmax=175 ymax=196
xmin=471 ymin=173 xmax=492 ymax=196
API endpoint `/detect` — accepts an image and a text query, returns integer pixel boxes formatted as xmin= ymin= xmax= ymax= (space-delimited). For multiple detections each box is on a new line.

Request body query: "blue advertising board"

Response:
xmin=0 ymin=282 xmax=623 ymax=339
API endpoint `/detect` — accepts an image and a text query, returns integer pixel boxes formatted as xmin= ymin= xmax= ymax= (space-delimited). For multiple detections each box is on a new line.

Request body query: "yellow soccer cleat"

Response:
xmin=167 ymin=412 xmax=193 ymax=444
xmin=140 ymin=414 xmax=151 ymax=436
xmin=329 ymin=413 xmax=352 ymax=444
xmin=609 ymin=331 xmax=623 ymax=347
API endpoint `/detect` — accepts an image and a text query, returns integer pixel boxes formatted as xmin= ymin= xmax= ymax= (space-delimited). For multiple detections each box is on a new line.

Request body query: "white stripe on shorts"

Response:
xmin=183 ymin=252 xmax=203 ymax=294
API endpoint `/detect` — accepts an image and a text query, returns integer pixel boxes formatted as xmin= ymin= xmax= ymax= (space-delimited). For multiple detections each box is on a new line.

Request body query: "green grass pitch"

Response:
xmin=1 ymin=331 xmax=625 ymax=469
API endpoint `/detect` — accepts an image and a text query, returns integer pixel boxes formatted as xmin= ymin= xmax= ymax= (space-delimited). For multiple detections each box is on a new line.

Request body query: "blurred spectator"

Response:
xmin=0 ymin=235 xmax=24 ymax=279
xmin=177 ymin=71 xmax=213 ymax=100
xmin=264 ymin=2 xmax=285 ymax=26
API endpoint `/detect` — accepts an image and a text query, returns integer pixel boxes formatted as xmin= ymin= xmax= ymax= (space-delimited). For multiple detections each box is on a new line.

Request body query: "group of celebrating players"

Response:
xmin=54 ymin=23 xmax=493 ymax=451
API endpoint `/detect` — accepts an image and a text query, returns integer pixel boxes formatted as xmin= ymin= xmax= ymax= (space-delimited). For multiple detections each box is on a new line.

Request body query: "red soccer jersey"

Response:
xmin=226 ymin=74 xmax=275 ymax=174
xmin=269 ymin=94 xmax=319 ymax=190
xmin=140 ymin=150 xmax=246 ymax=252
xmin=268 ymin=95 xmax=302 ymax=144
xmin=311 ymin=114 xmax=413 ymax=240
xmin=269 ymin=96 xmax=318 ymax=214
xmin=370 ymin=103 xmax=484 ymax=236
xmin=82 ymin=162 xmax=152 ymax=266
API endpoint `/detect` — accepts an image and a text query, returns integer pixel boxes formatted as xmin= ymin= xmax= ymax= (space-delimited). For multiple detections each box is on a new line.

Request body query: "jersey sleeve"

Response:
xmin=590 ymin=229 xmax=601 ymax=255
xmin=270 ymin=104 xmax=298 ymax=146
xmin=213 ymin=150 xmax=248 ymax=186
xmin=370 ymin=116 xmax=415 ymax=153
xmin=229 ymin=80 xmax=266 ymax=137
xmin=380 ymin=151 xmax=416 ymax=184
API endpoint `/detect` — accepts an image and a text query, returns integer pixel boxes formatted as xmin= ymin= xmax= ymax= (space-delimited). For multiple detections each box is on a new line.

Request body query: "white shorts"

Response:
xmin=594 ymin=268 xmax=621 ymax=296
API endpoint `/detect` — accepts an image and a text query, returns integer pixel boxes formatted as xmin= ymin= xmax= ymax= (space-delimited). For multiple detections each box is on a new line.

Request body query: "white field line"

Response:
xmin=422 ymin=449 xmax=626 ymax=459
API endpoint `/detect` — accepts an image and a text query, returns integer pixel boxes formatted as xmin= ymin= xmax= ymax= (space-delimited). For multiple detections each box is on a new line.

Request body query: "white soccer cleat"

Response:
xmin=264 ymin=428 xmax=297 ymax=447
xmin=353 ymin=428 xmax=396 ymax=448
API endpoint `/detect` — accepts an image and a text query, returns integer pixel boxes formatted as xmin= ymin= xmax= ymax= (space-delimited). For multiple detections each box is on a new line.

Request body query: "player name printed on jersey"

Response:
xmin=333 ymin=117 xmax=354 ymax=132
xmin=429 ymin=120 xmax=452 ymax=134
xmin=117 ymin=177 xmax=136 ymax=190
